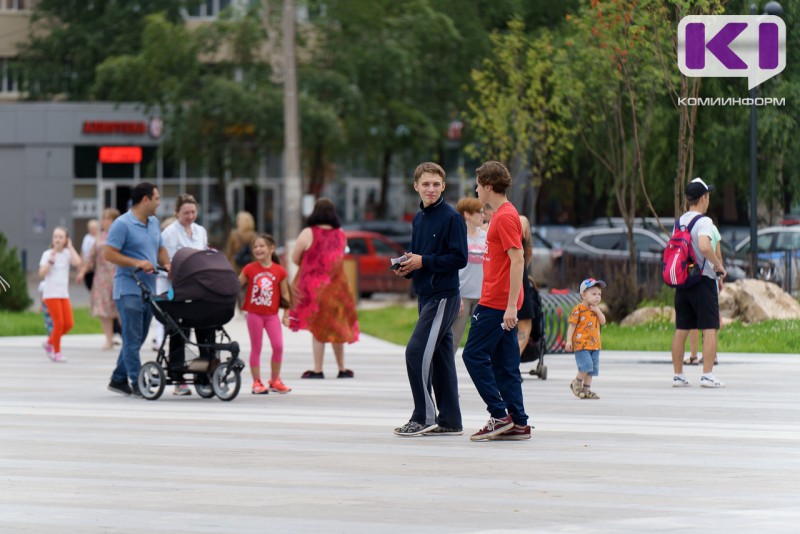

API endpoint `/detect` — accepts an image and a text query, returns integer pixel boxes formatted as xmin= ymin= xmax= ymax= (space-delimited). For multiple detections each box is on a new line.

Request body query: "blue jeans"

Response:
xmin=575 ymin=349 xmax=600 ymax=377
xmin=462 ymin=305 xmax=528 ymax=426
xmin=111 ymin=294 xmax=153 ymax=385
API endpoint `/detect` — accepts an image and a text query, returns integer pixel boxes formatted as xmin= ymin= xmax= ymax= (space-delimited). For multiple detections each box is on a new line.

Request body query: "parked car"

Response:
xmin=564 ymin=226 xmax=753 ymax=282
xmin=342 ymin=220 xmax=413 ymax=250
xmin=344 ymin=230 xmax=412 ymax=298
xmin=734 ymin=227 xmax=800 ymax=287
xmin=530 ymin=229 xmax=561 ymax=287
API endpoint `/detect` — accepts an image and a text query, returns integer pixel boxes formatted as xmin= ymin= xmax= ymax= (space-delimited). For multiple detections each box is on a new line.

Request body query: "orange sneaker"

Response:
xmin=269 ymin=378 xmax=292 ymax=394
xmin=251 ymin=380 xmax=269 ymax=395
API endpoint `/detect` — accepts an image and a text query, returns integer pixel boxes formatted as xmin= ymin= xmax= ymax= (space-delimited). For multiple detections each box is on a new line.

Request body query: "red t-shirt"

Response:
xmin=479 ymin=202 xmax=524 ymax=311
xmin=241 ymin=261 xmax=288 ymax=316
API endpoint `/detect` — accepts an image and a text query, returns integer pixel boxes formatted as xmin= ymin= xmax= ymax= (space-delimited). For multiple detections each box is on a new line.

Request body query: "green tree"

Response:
xmin=17 ymin=0 xmax=189 ymax=100
xmin=0 ymin=233 xmax=33 ymax=312
xmin=466 ymin=18 xmax=575 ymax=221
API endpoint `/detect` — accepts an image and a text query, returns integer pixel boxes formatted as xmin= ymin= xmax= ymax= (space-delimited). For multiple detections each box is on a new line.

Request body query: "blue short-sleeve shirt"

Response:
xmin=106 ymin=210 xmax=163 ymax=299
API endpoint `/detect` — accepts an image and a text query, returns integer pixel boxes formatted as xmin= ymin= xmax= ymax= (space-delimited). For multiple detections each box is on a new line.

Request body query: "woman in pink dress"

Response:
xmin=285 ymin=198 xmax=359 ymax=378
xmin=77 ymin=208 xmax=120 ymax=350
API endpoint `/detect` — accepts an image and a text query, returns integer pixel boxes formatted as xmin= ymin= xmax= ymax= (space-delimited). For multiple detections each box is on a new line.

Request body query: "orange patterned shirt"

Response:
xmin=568 ymin=303 xmax=602 ymax=350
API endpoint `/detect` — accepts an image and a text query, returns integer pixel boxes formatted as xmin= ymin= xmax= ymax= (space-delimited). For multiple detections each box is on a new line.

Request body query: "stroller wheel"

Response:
xmin=195 ymin=380 xmax=215 ymax=399
xmin=211 ymin=362 xmax=241 ymax=401
xmin=539 ymin=365 xmax=548 ymax=381
xmin=138 ymin=362 xmax=166 ymax=400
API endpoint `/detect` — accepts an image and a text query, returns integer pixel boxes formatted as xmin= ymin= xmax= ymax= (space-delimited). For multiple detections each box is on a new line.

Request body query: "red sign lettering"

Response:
xmin=82 ymin=121 xmax=147 ymax=135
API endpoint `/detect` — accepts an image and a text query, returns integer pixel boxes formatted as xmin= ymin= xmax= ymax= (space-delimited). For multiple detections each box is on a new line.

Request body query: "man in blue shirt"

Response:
xmin=105 ymin=182 xmax=170 ymax=397
xmin=393 ymin=162 xmax=468 ymax=436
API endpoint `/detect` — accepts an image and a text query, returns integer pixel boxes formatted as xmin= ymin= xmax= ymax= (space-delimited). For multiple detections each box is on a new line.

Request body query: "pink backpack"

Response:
xmin=662 ymin=214 xmax=706 ymax=288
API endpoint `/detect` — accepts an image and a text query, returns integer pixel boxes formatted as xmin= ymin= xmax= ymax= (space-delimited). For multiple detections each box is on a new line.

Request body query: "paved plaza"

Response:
xmin=1 ymin=312 xmax=799 ymax=533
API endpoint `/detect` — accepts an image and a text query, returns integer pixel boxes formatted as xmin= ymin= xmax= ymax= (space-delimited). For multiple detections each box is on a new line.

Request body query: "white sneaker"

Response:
xmin=700 ymin=375 xmax=725 ymax=388
xmin=673 ymin=375 xmax=690 ymax=387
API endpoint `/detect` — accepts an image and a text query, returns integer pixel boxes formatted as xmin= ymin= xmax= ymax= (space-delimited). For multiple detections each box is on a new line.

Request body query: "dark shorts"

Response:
xmin=674 ymin=276 xmax=720 ymax=330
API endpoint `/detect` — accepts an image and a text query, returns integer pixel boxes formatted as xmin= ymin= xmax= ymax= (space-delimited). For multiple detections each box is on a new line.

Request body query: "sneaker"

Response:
xmin=570 ymin=379 xmax=586 ymax=398
xmin=301 ymin=370 xmax=324 ymax=379
xmin=673 ymin=375 xmax=691 ymax=387
xmin=424 ymin=426 xmax=463 ymax=436
xmin=251 ymin=380 xmax=269 ymax=395
xmin=470 ymin=415 xmax=514 ymax=441
xmin=337 ymin=369 xmax=354 ymax=378
xmin=394 ymin=420 xmax=438 ymax=436
xmin=700 ymin=375 xmax=725 ymax=388
xmin=582 ymin=387 xmax=599 ymax=399
xmin=130 ymin=383 xmax=143 ymax=398
xmin=42 ymin=341 xmax=54 ymax=358
xmin=108 ymin=379 xmax=131 ymax=397
xmin=173 ymin=384 xmax=192 ymax=396
xmin=51 ymin=352 xmax=67 ymax=363
xmin=491 ymin=424 xmax=532 ymax=441
xmin=268 ymin=378 xmax=292 ymax=394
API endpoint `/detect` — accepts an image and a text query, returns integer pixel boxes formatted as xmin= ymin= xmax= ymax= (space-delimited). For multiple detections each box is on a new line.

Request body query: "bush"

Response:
xmin=0 ymin=232 xmax=33 ymax=311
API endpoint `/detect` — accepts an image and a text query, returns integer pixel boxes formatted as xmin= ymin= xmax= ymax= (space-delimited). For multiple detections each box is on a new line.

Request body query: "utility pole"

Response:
xmin=283 ymin=0 xmax=302 ymax=246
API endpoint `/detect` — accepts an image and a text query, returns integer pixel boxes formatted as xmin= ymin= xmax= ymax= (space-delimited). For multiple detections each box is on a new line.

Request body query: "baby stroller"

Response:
xmin=132 ymin=247 xmax=245 ymax=401
xmin=520 ymin=284 xmax=547 ymax=380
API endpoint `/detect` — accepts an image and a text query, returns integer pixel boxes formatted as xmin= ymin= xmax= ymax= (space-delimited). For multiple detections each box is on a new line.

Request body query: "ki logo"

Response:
xmin=678 ymin=15 xmax=786 ymax=89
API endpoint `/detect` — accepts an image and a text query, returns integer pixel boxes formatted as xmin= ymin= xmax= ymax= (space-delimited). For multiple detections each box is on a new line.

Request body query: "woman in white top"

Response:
xmin=39 ymin=226 xmax=82 ymax=362
xmin=451 ymin=197 xmax=487 ymax=352
xmin=158 ymin=194 xmax=209 ymax=396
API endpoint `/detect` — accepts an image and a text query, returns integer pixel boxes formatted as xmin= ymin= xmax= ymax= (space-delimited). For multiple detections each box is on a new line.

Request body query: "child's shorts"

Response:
xmin=575 ymin=349 xmax=600 ymax=376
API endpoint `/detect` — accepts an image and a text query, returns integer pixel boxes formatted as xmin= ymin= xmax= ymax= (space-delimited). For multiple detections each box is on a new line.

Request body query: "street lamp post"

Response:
xmin=749 ymin=1 xmax=783 ymax=277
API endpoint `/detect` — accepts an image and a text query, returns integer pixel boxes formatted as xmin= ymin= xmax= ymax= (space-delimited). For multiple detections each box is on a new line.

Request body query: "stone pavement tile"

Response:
xmin=1 ymin=325 xmax=800 ymax=532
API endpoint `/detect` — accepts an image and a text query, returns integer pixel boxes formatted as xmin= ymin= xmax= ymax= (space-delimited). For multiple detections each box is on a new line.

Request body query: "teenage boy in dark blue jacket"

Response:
xmin=393 ymin=162 xmax=468 ymax=436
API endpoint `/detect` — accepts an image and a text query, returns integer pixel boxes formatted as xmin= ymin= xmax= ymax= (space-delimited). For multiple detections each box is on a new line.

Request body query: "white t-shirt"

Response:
xmin=678 ymin=211 xmax=716 ymax=279
xmin=80 ymin=233 xmax=96 ymax=259
xmin=157 ymin=221 xmax=209 ymax=294
xmin=458 ymin=228 xmax=487 ymax=300
xmin=39 ymin=249 xmax=72 ymax=299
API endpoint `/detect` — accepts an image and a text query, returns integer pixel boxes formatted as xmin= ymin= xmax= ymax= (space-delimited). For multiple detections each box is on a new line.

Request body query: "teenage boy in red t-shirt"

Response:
xmin=462 ymin=161 xmax=530 ymax=441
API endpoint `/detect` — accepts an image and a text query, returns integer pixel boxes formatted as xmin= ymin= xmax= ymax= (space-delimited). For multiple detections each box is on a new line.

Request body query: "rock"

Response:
xmin=728 ymin=279 xmax=800 ymax=323
xmin=620 ymin=306 xmax=675 ymax=327
xmin=718 ymin=283 xmax=739 ymax=319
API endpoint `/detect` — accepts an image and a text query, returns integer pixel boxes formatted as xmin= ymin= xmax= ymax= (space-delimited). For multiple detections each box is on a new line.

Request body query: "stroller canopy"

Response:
xmin=170 ymin=248 xmax=240 ymax=304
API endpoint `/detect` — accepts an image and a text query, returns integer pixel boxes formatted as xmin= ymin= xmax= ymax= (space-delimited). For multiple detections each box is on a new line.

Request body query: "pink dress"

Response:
xmin=88 ymin=231 xmax=118 ymax=319
xmin=289 ymin=226 xmax=359 ymax=344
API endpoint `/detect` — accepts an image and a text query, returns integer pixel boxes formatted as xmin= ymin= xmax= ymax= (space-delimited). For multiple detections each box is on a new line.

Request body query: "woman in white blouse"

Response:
xmin=158 ymin=194 xmax=209 ymax=395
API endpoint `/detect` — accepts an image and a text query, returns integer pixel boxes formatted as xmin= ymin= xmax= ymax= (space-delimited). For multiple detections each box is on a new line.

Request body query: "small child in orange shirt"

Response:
xmin=565 ymin=278 xmax=607 ymax=399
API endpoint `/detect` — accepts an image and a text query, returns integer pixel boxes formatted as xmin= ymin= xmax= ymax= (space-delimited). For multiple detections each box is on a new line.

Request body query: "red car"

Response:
xmin=344 ymin=230 xmax=412 ymax=298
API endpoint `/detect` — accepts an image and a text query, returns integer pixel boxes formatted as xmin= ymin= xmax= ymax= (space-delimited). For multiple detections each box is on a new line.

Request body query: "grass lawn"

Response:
xmin=358 ymin=305 xmax=800 ymax=353
xmin=0 ymin=307 xmax=103 ymax=337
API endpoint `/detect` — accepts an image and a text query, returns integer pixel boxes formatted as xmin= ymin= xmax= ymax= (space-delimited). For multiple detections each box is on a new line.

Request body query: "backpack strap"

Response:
xmin=685 ymin=214 xmax=708 ymax=269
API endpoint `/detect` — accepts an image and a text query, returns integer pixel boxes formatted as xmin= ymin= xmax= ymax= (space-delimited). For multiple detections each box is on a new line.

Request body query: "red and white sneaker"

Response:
xmin=251 ymin=380 xmax=269 ymax=395
xmin=269 ymin=378 xmax=292 ymax=394
xmin=470 ymin=415 xmax=514 ymax=441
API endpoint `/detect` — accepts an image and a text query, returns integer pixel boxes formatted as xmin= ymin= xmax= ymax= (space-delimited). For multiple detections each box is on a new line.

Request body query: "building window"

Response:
xmin=1 ymin=58 xmax=20 ymax=94
xmin=2 ymin=0 xmax=35 ymax=11
xmin=184 ymin=0 xmax=245 ymax=19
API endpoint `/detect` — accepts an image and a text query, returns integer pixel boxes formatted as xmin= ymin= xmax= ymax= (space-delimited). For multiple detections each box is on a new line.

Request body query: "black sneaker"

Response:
xmin=424 ymin=426 xmax=463 ymax=436
xmin=108 ymin=379 xmax=131 ymax=397
xmin=130 ymin=383 xmax=144 ymax=398
xmin=393 ymin=420 xmax=437 ymax=436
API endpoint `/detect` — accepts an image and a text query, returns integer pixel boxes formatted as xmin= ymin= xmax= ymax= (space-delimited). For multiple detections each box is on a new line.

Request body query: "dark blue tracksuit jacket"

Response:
xmin=403 ymin=195 xmax=468 ymax=428
xmin=407 ymin=196 xmax=468 ymax=302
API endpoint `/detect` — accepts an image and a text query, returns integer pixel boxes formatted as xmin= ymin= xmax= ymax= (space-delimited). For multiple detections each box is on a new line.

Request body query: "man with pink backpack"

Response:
xmin=667 ymin=178 xmax=727 ymax=388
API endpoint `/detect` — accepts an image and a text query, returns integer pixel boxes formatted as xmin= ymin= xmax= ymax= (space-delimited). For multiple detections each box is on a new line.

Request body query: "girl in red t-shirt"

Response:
xmin=239 ymin=234 xmax=292 ymax=395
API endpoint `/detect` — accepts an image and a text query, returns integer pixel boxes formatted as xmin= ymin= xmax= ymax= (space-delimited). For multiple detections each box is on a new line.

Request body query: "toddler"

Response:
xmin=565 ymin=278 xmax=607 ymax=399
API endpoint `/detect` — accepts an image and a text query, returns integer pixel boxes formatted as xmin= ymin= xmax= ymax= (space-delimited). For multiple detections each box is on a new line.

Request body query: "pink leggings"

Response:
xmin=246 ymin=312 xmax=283 ymax=369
